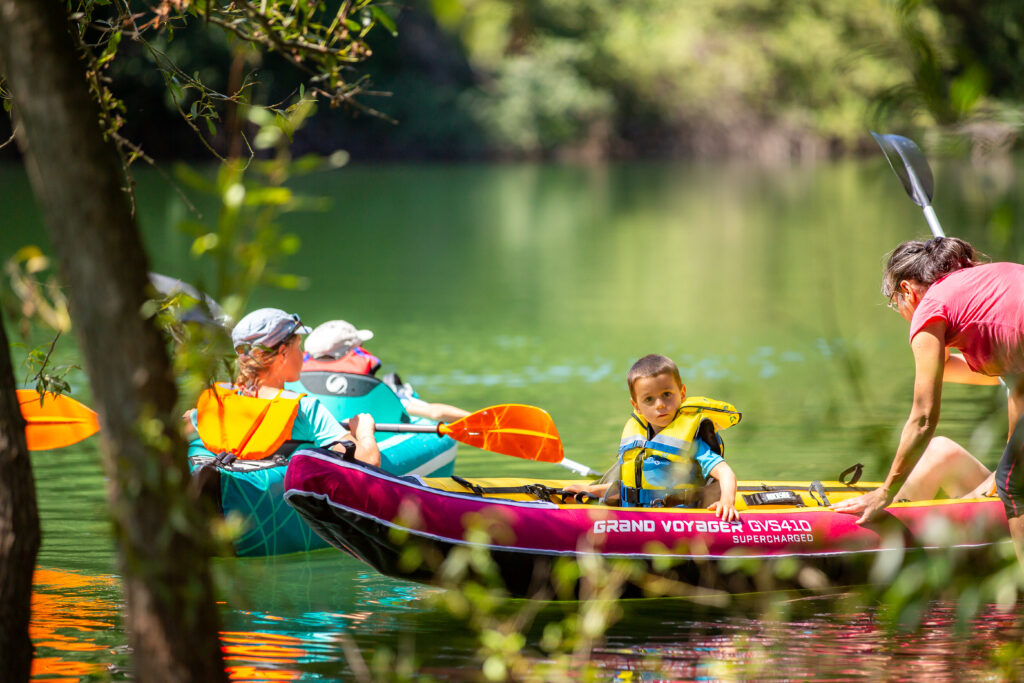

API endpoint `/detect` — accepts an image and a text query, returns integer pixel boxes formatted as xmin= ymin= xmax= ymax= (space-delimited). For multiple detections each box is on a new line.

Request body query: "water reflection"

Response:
xmin=29 ymin=562 xmax=1023 ymax=681
xmin=594 ymin=600 xmax=1023 ymax=680
xmin=30 ymin=569 xmax=122 ymax=681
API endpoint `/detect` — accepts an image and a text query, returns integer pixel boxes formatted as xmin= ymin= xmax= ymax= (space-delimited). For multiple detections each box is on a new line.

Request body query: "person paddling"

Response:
xmin=188 ymin=308 xmax=381 ymax=466
xmin=831 ymin=237 xmax=1024 ymax=564
xmin=303 ymin=319 xmax=469 ymax=423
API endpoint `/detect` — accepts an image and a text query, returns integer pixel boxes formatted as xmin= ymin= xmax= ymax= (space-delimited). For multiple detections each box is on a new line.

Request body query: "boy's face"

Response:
xmin=630 ymin=372 xmax=686 ymax=430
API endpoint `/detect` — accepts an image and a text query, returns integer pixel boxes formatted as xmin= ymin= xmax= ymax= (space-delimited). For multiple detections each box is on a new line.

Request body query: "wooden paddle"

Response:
xmin=344 ymin=403 xmax=565 ymax=463
xmin=17 ymin=389 xmax=100 ymax=450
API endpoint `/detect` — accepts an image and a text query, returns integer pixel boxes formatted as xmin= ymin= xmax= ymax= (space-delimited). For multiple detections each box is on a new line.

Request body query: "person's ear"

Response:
xmin=630 ymin=396 xmax=639 ymax=412
xmin=899 ymin=279 xmax=923 ymax=305
xmin=679 ymin=383 xmax=686 ymax=400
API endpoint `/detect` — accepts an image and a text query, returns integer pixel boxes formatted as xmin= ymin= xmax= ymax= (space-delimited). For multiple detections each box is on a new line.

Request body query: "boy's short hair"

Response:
xmin=627 ymin=354 xmax=683 ymax=398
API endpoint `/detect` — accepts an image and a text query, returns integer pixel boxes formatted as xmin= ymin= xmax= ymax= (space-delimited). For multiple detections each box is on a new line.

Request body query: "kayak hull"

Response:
xmin=188 ymin=418 xmax=456 ymax=557
xmin=283 ymin=449 xmax=1010 ymax=597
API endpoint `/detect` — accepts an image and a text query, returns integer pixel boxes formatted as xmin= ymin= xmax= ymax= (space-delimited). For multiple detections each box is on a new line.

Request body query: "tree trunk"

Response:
xmin=0 ymin=312 xmax=40 ymax=682
xmin=0 ymin=2 xmax=227 ymax=680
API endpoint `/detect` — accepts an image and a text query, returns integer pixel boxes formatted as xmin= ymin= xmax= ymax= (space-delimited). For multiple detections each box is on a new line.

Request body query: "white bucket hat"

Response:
xmin=304 ymin=320 xmax=374 ymax=359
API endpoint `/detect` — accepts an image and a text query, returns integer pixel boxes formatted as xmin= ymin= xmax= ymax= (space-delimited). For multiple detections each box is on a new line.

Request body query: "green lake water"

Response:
xmin=3 ymin=158 xmax=1023 ymax=679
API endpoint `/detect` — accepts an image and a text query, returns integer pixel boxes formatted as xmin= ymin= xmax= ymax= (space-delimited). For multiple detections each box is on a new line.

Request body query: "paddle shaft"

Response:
xmin=342 ymin=420 xmax=442 ymax=435
xmin=922 ymin=204 xmax=945 ymax=238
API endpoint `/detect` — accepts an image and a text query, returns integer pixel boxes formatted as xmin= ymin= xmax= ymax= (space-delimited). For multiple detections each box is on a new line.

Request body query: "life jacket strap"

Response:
xmin=621 ymin=485 xmax=698 ymax=508
xmin=617 ymin=439 xmax=681 ymax=457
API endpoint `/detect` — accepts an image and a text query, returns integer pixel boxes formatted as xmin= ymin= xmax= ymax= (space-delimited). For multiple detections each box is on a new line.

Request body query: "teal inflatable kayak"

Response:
xmin=188 ymin=370 xmax=457 ymax=556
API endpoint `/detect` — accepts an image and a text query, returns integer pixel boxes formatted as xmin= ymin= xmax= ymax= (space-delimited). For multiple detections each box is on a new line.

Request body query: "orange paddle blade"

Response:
xmin=440 ymin=404 xmax=564 ymax=463
xmin=17 ymin=389 xmax=100 ymax=450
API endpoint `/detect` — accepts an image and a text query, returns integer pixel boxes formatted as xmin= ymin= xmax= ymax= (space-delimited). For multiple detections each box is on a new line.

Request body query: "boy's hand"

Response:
xmin=561 ymin=482 xmax=608 ymax=504
xmin=708 ymin=499 xmax=740 ymax=522
xmin=561 ymin=483 xmax=593 ymax=503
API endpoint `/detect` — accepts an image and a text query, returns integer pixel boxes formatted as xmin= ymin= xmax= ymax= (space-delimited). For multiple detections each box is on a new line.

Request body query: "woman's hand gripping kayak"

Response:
xmin=829 ymin=487 xmax=892 ymax=525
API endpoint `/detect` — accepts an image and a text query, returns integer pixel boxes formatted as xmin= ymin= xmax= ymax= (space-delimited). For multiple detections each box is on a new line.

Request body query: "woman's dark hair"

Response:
xmin=882 ymin=237 xmax=987 ymax=299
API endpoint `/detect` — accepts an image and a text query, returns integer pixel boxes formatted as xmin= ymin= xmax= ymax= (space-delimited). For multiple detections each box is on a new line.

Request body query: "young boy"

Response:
xmin=565 ymin=354 xmax=740 ymax=521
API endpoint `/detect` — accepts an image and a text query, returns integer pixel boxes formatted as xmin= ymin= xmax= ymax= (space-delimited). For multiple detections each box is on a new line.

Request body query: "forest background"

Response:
xmin=4 ymin=0 xmax=1024 ymax=164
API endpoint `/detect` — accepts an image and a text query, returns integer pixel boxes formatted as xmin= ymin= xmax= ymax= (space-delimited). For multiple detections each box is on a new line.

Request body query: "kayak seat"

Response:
xmin=286 ymin=371 xmax=410 ymax=424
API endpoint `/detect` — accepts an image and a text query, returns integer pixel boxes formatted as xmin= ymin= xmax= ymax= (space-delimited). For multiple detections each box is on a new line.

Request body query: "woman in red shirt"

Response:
xmin=832 ymin=237 xmax=1024 ymax=563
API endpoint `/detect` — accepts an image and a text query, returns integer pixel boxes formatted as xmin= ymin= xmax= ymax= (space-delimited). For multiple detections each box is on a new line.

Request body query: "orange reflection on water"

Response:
xmin=222 ymin=629 xmax=307 ymax=680
xmin=30 ymin=657 xmax=103 ymax=682
xmin=225 ymin=664 xmax=302 ymax=681
xmin=221 ymin=630 xmax=308 ymax=663
xmin=30 ymin=567 xmax=314 ymax=681
xmin=30 ymin=568 xmax=118 ymax=680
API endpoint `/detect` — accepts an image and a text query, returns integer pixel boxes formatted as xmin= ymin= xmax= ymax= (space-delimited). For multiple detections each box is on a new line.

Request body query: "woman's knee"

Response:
xmin=920 ymin=436 xmax=961 ymax=467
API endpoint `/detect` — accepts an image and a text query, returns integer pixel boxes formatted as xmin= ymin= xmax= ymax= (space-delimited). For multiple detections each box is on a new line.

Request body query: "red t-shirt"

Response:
xmin=909 ymin=262 xmax=1024 ymax=376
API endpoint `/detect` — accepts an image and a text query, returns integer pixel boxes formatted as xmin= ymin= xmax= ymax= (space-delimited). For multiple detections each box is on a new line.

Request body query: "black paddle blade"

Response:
xmin=870 ymin=131 xmax=935 ymax=208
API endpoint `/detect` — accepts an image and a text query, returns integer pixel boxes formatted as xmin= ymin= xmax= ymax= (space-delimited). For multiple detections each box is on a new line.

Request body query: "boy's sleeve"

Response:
xmin=694 ymin=438 xmax=724 ymax=479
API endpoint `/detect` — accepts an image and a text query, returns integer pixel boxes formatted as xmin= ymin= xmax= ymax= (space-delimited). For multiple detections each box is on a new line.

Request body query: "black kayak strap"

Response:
xmin=449 ymin=476 xmax=598 ymax=503
xmin=839 ymin=462 xmax=864 ymax=486
xmin=737 ymin=482 xmax=870 ymax=494
xmin=742 ymin=490 xmax=806 ymax=507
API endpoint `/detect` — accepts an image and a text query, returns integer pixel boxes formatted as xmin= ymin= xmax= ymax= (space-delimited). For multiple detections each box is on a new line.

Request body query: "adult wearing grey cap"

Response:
xmin=194 ymin=308 xmax=380 ymax=465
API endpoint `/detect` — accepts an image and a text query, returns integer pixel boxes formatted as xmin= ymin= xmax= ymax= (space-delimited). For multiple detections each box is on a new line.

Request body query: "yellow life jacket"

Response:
xmin=195 ymin=383 xmax=305 ymax=460
xmin=618 ymin=396 xmax=741 ymax=491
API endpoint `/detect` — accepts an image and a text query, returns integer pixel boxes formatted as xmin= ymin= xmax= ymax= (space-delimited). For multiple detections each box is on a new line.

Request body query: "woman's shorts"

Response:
xmin=995 ymin=412 xmax=1024 ymax=518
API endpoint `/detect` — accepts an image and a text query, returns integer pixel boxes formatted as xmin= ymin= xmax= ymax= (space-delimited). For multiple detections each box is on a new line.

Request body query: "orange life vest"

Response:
xmin=302 ymin=347 xmax=380 ymax=375
xmin=195 ymin=383 xmax=305 ymax=460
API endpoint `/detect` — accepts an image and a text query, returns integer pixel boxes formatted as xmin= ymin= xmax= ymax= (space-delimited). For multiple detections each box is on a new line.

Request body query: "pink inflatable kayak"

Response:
xmin=283 ymin=449 xmax=1009 ymax=597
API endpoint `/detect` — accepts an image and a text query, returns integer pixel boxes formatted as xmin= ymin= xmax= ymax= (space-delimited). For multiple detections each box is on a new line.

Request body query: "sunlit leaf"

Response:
xmin=369 ymin=6 xmax=397 ymax=35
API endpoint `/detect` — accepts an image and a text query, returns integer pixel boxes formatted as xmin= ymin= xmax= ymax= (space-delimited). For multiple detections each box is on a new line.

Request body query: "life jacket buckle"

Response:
xmin=213 ymin=451 xmax=237 ymax=468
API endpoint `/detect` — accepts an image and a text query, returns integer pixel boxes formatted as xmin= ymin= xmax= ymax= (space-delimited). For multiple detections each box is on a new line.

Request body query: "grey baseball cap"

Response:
xmin=231 ymin=308 xmax=311 ymax=352
xmin=304 ymin=319 xmax=374 ymax=359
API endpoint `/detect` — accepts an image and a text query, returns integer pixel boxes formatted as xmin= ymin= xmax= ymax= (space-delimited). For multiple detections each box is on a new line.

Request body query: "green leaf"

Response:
xmin=278 ymin=234 xmax=301 ymax=254
xmin=265 ymin=273 xmax=309 ymax=290
xmin=97 ymin=30 xmax=122 ymax=66
xmin=244 ymin=187 xmax=293 ymax=206
xmin=370 ymin=6 xmax=398 ymax=35
xmin=190 ymin=233 xmax=221 ymax=256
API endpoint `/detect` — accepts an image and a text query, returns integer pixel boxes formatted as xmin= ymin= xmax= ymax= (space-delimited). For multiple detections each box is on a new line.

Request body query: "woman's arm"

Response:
xmin=404 ymin=399 xmax=470 ymax=423
xmin=346 ymin=413 xmax=381 ymax=467
xmin=831 ymin=322 xmax=947 ymax=523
